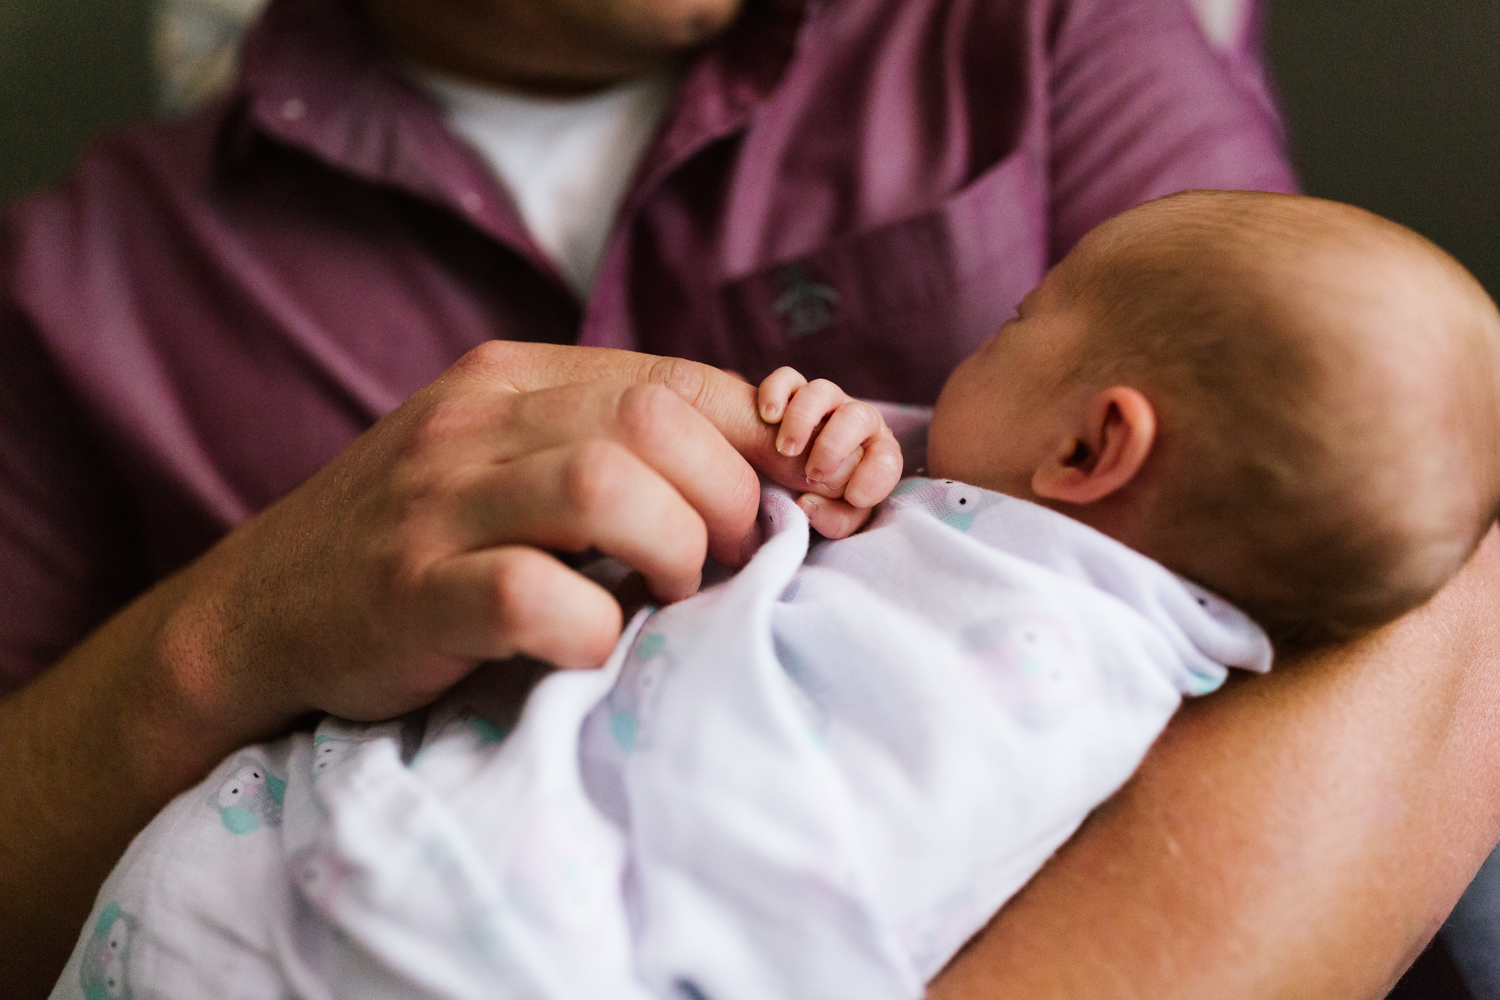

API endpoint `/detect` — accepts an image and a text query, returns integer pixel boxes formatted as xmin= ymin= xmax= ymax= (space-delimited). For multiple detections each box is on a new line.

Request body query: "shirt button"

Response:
xmin=279 ymin=97 xmax=307 ymax=122
xmin=460 ymin=191 xmax=484 ymax=215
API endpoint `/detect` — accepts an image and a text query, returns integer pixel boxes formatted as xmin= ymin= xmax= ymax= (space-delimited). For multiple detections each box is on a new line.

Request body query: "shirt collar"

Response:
xmin=223 ymin=0 xmax=810 ymax=268
xmin=227 ymin=0 xmax=525 ymax=241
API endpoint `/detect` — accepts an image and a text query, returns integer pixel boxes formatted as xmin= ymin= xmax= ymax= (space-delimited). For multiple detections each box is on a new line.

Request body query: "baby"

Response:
xmin=770 ymin=188 xmax=1500 ymax=651
xmin=53 ymin=192 xmax=1500 ymax=1000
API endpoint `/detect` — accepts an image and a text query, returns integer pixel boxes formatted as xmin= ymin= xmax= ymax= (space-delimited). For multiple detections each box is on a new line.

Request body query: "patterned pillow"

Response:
xmin=152 ymin=0 xmax=1263 ymax=113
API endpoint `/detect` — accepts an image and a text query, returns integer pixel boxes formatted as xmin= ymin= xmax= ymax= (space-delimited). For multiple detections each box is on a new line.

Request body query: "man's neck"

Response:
xmin=362 ymin=0 xmax=745 ymax=97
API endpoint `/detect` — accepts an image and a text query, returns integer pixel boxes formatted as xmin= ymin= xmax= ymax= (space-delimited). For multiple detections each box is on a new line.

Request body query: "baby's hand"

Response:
xmin=758 ymin=367 xmax=903 ymax=537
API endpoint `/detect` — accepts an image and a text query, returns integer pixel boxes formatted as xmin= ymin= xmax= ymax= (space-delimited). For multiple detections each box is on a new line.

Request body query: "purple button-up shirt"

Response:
xmin=0 ymin=0 xmax=1295 ymax=687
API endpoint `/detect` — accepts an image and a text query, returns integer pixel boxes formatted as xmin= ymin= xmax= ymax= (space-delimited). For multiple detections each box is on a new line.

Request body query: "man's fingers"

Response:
xmin=658 ymin=360 xmax=812 ymax=489
xmin=759 ymin=366 xmax=808 ymax=422
xmin=450 ymin=342 xmax=815 ymax=496
xmin=797 ymin=493 xmax=875 ymax=539
xmin=449 ymin=442 xmax=708 ymax=603
xmin=420 ymin=546 xmax=624 ymax=668
xmin=450 ymin=341 xmax=669 ymax=394
xmin=481 ymin=382 xmax=760 ymax=567
xmin=455 ymin=341 xmax=747 ymax=411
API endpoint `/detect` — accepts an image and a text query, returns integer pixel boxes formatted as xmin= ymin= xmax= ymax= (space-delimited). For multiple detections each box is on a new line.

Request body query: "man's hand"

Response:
xmin=0 ymin=341 xmax=837 ymax=993
xmin=188 ymin=342 xmax=807 ymax=727
xmin=757 ymin=366 xmax=903 ymax=538
xmin=469 ymin=347 xmax=904 ymax=539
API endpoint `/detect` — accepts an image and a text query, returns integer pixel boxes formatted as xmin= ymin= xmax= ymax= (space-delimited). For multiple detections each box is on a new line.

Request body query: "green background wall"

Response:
xmin=0 ymin=1 xmax=1496 ymax=296
xmin=0 ymin=0 xmax=153 ymax=203
xmin=1265 ymin=2 xmax=1500 ymax=298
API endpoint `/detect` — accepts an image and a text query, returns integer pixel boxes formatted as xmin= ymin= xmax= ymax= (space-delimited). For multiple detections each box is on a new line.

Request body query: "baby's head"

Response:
xmin=929 ymin=191 xmax=1500 ymax=650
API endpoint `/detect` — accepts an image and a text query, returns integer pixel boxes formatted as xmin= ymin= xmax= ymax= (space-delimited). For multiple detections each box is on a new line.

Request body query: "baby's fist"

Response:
xmin=758 ymin=367 xmax=903 ymax=536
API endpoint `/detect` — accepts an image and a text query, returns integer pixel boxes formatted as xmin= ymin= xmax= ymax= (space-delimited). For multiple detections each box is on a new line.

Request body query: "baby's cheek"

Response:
xmin=923 ymin=406 xmax=966 ymax=481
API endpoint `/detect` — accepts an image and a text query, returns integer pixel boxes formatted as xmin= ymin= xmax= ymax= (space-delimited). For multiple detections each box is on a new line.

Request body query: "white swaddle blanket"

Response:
xmin=55 ymin=479 xmax=1271 ymax=1000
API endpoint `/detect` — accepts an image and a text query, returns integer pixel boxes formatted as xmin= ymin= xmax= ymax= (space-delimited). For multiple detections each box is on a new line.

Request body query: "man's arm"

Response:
xmin=929 ymin=524 xmax=1500 ymax=998
xmin=0 ymin=343 xmax=808 ymax=996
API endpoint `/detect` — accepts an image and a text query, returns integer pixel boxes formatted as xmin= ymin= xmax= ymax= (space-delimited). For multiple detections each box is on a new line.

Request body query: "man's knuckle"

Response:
xmin=616 ymin=383 xmax=686 ymax=444
xmin=490 ymin=552 xmax=546 ymax=640
xmin=407 ymin=398 xmax=477 ymax=453
xmin=562 ymin=440 xmax=633 ymax=517
xmin=647 ymin=356 xmax=709 ymax=406
xmin=454 ymin=340 xmax=514 ymax=380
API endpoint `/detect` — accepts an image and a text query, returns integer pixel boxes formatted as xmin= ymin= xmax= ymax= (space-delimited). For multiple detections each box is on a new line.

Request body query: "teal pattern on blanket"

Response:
xmin=888 ymin=477 xmax=1001 ymax=533
xmin=311 ymin=733 xmax=361 ymax=781
xmin=80 ymin=901 xmax=135 ymax=1000
xmin=472 ymin=717 xmax=510 ymax=744
xmin=610 ymin=713 xmax=638 ymax=752
xmin=213 ymin=758 xmax=286 ymax=834
xmin=609 ymin=632 xmax=670 ymax=752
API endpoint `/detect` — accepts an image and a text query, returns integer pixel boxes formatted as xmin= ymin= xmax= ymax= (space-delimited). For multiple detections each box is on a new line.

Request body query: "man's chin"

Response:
xmin=610 ymin=0 xmax=747 ymax=52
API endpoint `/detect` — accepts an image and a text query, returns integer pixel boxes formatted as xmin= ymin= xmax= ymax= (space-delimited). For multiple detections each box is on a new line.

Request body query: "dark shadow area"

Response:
xmin=1266 ymin=2 xmax=1500 ymax=299
xmin=0 ymin=0 xmax=153 ymax=205
xmin=1389 ymin=935 xmax=1475 ymax=1000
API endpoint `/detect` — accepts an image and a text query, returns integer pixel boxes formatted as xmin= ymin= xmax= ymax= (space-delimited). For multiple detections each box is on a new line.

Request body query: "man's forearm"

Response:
xmin=0 ymin=344 xmax=785 ymax=997
xmin=929 ymin=526 xmax=1500 ymax=999
xmin=0 ymin=555 xmax=286 ymax=999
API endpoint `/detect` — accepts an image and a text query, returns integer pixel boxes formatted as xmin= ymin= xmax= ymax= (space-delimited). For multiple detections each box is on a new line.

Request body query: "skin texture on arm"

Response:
xmin=927 ymin=524 xmax=1500 ymax=999
xmin=0 ymin=343 xmax=829 ymax=997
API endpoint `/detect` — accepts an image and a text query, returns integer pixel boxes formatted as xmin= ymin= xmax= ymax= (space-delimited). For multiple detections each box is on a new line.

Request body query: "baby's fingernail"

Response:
xmin=761 ymin=403 xmax=780 ymax=421
xmin=798 ymin=494 xmax=821 ymax=515
xmin=778 ymin=437 xmax=798 ymax=457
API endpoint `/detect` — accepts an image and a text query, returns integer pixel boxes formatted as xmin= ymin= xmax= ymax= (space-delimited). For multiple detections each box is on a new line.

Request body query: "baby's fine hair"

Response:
xmin=1062 ymin=191 xmax=1500 ymax=651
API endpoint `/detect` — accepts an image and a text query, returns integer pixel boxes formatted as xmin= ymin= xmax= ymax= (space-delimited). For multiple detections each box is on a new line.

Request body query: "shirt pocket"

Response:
xmin=716 ymin=150 xmax=1047 ymax=405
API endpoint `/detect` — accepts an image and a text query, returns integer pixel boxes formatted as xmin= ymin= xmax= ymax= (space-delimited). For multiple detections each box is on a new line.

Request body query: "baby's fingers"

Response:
xmin=805 ymin=400 xmax=886 ymax=488
xmin=844 ymin=431 xmax=903 ymax=508
xmin=796 ymin=493 xmax=875 ymax=540
xmin=776 ymin=378 xmax=848 ymax=458
xmin=758 ymin=366 xmax=808 ymax=424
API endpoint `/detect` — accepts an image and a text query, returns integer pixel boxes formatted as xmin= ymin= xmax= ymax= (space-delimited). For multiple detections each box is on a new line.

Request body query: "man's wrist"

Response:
xmin=0 ymin=536 xmax=304 ymax=995
xmin=91 ymin=531 xmax=305 ymax=807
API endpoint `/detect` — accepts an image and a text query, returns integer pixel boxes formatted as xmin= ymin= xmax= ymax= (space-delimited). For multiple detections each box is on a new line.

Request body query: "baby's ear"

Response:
xmin=1031 ymin=386 xmax=1156 ymax=505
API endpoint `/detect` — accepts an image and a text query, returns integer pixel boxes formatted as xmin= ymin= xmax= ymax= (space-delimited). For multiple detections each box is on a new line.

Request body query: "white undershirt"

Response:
xmin=412 ymin=66 xmax=678 ymax=297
